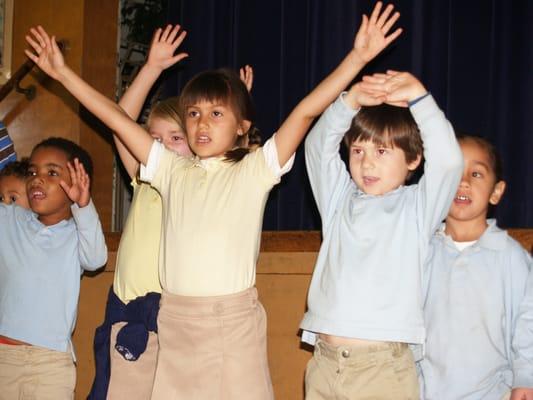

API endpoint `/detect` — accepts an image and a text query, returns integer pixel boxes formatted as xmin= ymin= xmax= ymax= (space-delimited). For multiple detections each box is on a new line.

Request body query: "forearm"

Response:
xmin=513 ymin=265 xmax=533 ymax=388
xmin=72 ymin=200 xmax=107 ymax=270
xmin=56 ymin=65 xmax=153 ymax=165
xmin=276 ymin=50 xmax=366 ymax=165
xmin=114 ymin=64 xmax=163 ymax=178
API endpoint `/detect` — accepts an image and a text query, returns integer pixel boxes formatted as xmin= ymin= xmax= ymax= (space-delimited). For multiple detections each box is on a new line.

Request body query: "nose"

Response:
xmin=459 ymin=172 xmax=470 ymax=188
xmin=198 ymin=113 xmax=209 ymax=128
xmin=28 ymin=173 xmax=44 ymax=186
xmin=362 ymin=152 xmax=374 ymax=169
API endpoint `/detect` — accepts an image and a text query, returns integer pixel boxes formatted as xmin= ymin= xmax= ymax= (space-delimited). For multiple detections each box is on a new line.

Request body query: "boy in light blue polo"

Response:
xmin=300 ymin=71 xmax=463 ymax=399
xmin=0 ymin=137 xmax=107 ymax=400
xmin=419 ymin=135 xmax=533 ymax=400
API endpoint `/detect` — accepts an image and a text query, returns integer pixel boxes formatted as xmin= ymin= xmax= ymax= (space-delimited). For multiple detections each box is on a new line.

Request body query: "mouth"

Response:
xmin=196 ymin=134 xmax=211 ymax=145
xmin=362 ymin=176 xmax=379 ymax=185
xmin=454 ymin=194 xmax=471 ymax=204
xmin=29 ymin=187 xmax=46 ymax=201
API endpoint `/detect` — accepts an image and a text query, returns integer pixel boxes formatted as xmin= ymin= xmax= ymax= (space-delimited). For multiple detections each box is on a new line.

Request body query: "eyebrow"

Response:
xmin=472 ymin=160 xmax=490 ymax=170
xmin=28 ymin=163 xmax=64 ymax=169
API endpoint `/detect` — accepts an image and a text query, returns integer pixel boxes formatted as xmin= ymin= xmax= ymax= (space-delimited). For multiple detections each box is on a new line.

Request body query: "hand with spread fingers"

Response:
xmin=60 ymin=158 xmax=91 ymax=208
xmin=145 ymin=24 xmax=188 ymax=72
xmin=25 ymin=26 xmax=66 ymax=81
xmin=352 ymin=1 xmax=402 ymax=65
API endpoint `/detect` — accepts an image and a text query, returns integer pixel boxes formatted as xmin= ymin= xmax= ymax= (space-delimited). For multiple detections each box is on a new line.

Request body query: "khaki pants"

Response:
xmin=151 ymin=288 xmax=274 ymax=400
xmin=106 ymin=322 xmax=158 ymax=400
xmin=305 ymin=339 xmax=419 ymax=400
xmin=0 ymin=343 xmax=76 ymax=400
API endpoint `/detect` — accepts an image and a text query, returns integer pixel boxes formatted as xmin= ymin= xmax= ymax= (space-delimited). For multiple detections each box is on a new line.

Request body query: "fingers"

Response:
xmin=160 ymin=24 xmax=173 ymax=42
xmin=151 ymin=27 xmax=162 ymax=47
xmin=382 ymin=11 xmax=400 ymax=34
xmin=368 ymin=1 xmax=383 ymax=26
xmin=376 ymin=4 xmax=394 ymax=28
xmin=172 ymin=29 xmax=187 ymax=48
xmin=239 ymin=65 xmax=254 ymax=92
xmin=167 ymin=24 xmax=182 ymax=44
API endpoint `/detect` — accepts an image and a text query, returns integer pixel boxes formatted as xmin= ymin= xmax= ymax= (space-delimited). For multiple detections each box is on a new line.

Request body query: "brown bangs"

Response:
xmin=179 ymin=69 xmax=246 ymax=122
xmin=344 ymin=104 xmax=423 ymax=163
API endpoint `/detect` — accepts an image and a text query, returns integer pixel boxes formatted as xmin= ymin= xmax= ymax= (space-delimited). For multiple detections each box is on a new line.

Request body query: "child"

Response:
xmin=419 ymin=135 xmax=533 ymax=400
xmin=0 ymin=137 xmax=107 ymax=399
xmin=0 ymin=158 xmax=30 ymax=208
xmin=300 ymin=70 xmax=463 ymax=399
xmin=89 ymin=25 xmax=191 ymax=400
xmin=89 ymin=25 xmax=252 ymax=399
xmin=25 ymin=3 xmax=401 ymax=397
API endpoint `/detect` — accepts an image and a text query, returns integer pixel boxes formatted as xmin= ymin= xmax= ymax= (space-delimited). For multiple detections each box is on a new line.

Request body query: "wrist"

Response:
xmin=347 ymin=49 xmax=366 ymax=69
xmin=142 ymin=62 xmax=164 ymax=76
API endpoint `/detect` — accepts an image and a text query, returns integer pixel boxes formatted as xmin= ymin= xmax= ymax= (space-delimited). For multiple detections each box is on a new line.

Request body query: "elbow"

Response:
xmin=83 ymin=250 xmax=108 ymax=271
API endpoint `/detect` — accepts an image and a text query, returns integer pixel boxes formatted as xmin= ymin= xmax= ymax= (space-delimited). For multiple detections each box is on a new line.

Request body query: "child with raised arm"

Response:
xmin=0 ymin=158 xmax=30 ymax=208
xmin=25 ymin=3 xmax=401 ymax=397
xmin=300 ymin=70 xmax=463 ymax=399
xmin=88 ymin=25 xmax=191 ymax=400
xmin=419 ymin=135 xmax=533 ymax=400
xmin=0 ymin=138 xmax=107 ymax=400
xmin=89 ymin=26 xmax=254 ymax=400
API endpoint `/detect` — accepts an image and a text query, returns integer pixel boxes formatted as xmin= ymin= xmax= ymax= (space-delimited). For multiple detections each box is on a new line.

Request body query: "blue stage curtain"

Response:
xmin=159 ymin=0 xmax=533 ymax=229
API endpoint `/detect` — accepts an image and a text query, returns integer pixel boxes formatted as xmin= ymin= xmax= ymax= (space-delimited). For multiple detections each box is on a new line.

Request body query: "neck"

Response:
xmin=445 ymin=216 xmax=488 ymax=242
xmin=38 ymin=209 xmax=72 ymax=226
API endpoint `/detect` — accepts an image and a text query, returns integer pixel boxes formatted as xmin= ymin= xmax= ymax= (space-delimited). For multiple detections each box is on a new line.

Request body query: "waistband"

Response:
xmin=315 ymin=338 xmax=407 ymax=362
xmin=160 ymin=287 xmax=259 ymax=318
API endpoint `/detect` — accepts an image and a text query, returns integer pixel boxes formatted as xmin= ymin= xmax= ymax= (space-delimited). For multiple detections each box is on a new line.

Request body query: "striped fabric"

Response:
xmin=0 ymin=122 xmax=16 ymax=171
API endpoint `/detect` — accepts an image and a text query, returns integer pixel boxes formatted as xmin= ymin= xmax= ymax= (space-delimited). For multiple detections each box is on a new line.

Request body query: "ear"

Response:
xmin=237 ymin=120 xmax=252 ymax=136
xmin=489 ymin=180 xmax=506 ymax=205
xmin=407 ymin=154 xmax=422 ymax=171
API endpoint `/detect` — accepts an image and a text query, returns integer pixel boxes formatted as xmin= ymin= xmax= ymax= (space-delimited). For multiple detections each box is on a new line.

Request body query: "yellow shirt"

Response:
xmin=141 ymin=137 xmax=292 ymax=296
xmin=113 ymin=179 xmax=162 ymax=303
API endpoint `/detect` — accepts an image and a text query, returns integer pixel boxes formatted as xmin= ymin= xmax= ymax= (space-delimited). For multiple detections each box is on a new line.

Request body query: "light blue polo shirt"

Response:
xmin=419 ymin=221 xmax=533 ymax=399
xmin=0 ymin=201 xmax=107 ymax=354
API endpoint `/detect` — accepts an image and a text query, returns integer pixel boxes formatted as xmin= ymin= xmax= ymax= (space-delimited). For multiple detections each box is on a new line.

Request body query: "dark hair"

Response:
xmin=344 ymin=104 xmax=423 ymax=165
xmin=456 ymin=134 xmax=503 ymax=182
xmin=31 ymin=137 xmax=94 ymax=181
xmin=179 ymin=68 xmax=261 ymax=162
xmin=0 ymin=158 xmax=29 ymax=179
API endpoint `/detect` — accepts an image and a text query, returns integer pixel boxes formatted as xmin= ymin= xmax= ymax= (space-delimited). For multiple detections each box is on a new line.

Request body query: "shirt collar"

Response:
xmin=437 ymin=219 xmax=507 ymax=252
xmin=190 ymin=155 xmax=230 ymax=171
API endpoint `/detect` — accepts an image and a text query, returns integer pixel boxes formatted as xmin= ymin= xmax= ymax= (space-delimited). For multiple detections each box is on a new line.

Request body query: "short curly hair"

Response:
xmin=0 ymin=158 xmax=30 ymax=180
xmin=31 ymin=137 xmax=93 ymax=181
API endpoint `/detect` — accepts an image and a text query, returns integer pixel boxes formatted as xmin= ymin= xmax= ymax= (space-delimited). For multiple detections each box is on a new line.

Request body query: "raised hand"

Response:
xmin=360 ymin=71 xmax=427 ymax=107
xmin=145 ymin=24 xmax=188 ymax=72
xmin=60 ymin=158 xmax=91 ymax=208
xmin=239 ymin=65 xmax=254 ymax=93
xmin=345 ymin=81 xmax=387 ymax=109
xmin=25 ymin=26 xmax=66 ymax=80
xmin=353 ymin=2 xmax=402 ymax=64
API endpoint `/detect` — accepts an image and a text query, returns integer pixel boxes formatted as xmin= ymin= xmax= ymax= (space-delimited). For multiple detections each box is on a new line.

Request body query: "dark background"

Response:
xmin=154 ymin=0 xmax=532 ymax=229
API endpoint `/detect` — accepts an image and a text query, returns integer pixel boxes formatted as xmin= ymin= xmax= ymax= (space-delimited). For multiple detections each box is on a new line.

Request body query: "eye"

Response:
xmin=171 ymin=136 xmax=183 ymax=142
xmin=48 ymin=170 xmax=58 ymax=177
xmin=212 ymin=110 xmax=223 ymax=117
xmin=472 ymin=171 xmax=483 ymax=178
xmin=0 ymin=195 xmax=4 ymax=202
xmin=187 ymin=110 xmax=199 ymax=118
xmin=10 ymin=195 xmax=18 ymax=202
xmin=377 ymin=148 xmax=387 ymax=155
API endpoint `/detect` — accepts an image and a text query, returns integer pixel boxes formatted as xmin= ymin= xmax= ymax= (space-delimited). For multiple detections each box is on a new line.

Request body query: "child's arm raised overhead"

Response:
xmin=115 ymin=25 xmax=187 ymax=179
xmin=25 ymin=26 xmax=155 ymax=166
xmin=274 ymin=1 xmax=402 ymax=166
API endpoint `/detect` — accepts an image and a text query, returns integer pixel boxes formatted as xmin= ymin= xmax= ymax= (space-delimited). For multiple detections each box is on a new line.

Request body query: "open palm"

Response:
xmin=353 ymin=2 xmax=402 ymax=63
xmin=146 ymin=24 xmax=188 ymax=71
xmin=25 ymin=26 xmax=65 ymax=81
